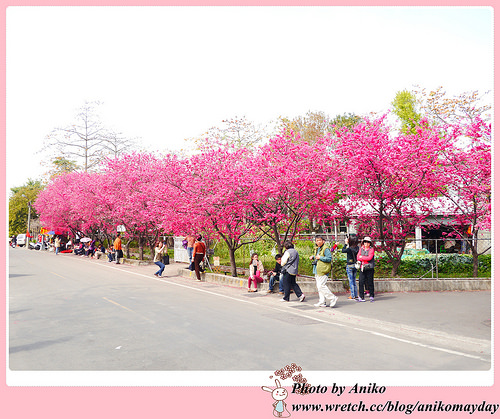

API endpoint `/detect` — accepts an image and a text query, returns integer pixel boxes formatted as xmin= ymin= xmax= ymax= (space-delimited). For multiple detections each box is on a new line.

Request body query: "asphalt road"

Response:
xmin=9 ymin=248 xmax=491 ymax=372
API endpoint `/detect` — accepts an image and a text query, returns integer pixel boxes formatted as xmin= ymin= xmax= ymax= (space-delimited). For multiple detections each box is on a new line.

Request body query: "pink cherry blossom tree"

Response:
xmin=431 ymin=118 xmax=491 ymax=276
xmin=102 ymin=153 xmax=169 ymax=259
xmin=248 ymin=131 xmax=341 ymax=254
xmin=163 ymin=147 xmax=268 ymax=276
xmin=333 ymin=116 xmax=454 ymax=276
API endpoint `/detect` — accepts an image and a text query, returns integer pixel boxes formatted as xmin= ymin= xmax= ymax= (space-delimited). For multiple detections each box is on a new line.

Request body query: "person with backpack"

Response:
xmin=342 ymin=235 xmax=360 ymax=300
xmin=309 ymin=236 xmax=337 ymax=308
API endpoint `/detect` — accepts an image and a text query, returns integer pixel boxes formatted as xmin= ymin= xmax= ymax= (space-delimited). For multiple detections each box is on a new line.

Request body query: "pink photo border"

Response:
xmin=1 ymin=1 xmax=497 ymax=418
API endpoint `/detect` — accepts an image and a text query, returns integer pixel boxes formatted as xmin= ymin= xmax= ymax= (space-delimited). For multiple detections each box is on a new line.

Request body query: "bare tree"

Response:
xmin=189 ymin=116 xmax=266 ymax=152
xmin=42 ymin=101 xmax=137 ymax=171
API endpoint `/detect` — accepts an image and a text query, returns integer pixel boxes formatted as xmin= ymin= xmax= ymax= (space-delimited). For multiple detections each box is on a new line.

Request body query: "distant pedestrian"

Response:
xmin=192 ymin=236 xmax=206 ymax=281
xmin=153 ymin=241 xmax=166 ymax=277
xmin=248 ymin=253 xmax=265 ymax=292
xmin=267 ymin=254 xmax=284 ymax=294
xmin=184 ymin=235 xmax=196 ymax=264
xmin=342 ymin=236 xmax=360 ymax=300
xmin=357 ymin=237 xmax=375 ymax=302
xmin=54 ymin=236 xmax=61 ymax=255
xmin=106 ymin=245 xmax=115 ymax=262
xmin=113 ymin=233 xmax=123 ymax=265
xmin=280 ymin=241 xmax=305 ymax=303
xmin=309 ymin=236 xmax=337 ymax=308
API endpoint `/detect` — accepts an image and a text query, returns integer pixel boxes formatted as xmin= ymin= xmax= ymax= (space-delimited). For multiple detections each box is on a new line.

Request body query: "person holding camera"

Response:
xmin=309 ymin=236 xmax=337 ymax=308
xmin=342 ymin=235 xmax=360 ymax=300
xmin=153 ymin=240 xmax=166 ymax=277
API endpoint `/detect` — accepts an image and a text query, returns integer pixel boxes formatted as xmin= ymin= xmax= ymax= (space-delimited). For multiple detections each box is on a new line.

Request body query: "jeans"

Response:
xmin=187 ymin=247 xmax=194 ymax=263
xmin=282 ymin=271 xmax=303 ymax=301
xmin=346 ymin=266 xmax=358 ymax=298
xmin=268 ymin=273 xmax=284 ymax=292
xmin=154 ymin=261 xmax=165 ymax=276
xmin=359 ymin=268 xmax=375 ymax=298
xmin=107 ymin=252 xmax=115 ymax=262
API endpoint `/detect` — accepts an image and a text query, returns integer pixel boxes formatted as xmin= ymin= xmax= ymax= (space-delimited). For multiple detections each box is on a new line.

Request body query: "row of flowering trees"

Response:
xmin=34 ymin=115 xmax=491 ymax=277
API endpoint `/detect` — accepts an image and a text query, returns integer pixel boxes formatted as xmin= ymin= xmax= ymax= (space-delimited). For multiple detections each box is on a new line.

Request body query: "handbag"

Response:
xmin=354 ymin=261 xmax=362 ymax=270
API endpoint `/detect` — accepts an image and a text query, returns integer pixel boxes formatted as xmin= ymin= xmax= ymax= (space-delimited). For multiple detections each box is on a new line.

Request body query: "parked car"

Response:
xmin=16 ymin=234 xmax=26 ymax=247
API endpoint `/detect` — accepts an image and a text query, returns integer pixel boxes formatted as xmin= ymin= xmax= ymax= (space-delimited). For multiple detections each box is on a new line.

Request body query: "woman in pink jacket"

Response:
xmin=357 ymin=236 xmax=375 ymax=302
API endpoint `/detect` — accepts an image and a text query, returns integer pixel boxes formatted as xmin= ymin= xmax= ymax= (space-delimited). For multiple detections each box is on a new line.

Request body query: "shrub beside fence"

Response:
xmin=208 ymin=238 xmax=491 ymax=279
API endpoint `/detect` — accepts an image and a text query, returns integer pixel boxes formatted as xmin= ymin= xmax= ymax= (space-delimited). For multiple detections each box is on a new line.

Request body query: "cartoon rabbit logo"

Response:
xmin=262 ymin=379 xmax=291 ymax=417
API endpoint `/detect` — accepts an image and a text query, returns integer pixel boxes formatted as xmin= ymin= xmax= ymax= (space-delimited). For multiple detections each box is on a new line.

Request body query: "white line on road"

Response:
xmin=97 ymin=262 xmax=490 ymax=363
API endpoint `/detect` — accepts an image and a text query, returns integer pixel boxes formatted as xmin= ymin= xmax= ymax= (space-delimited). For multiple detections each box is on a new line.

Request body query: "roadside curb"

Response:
xmin=177 ymin=269 xmax=491 ymax=292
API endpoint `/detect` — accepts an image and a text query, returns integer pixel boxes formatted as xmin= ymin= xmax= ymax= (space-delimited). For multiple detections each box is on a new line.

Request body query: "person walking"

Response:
xmin=342 ymin=235 xmax=360 ymax=300
xmin=248 ymin=253 xmax=265 ymax=292
xmin=153 ymin=241 xmax=166 ymax=277
xmin=280 ymin=241 xmax=305 ymax=303
xmin=54 ymin=236 xmax=61 ymax=255
xmin=113 ymin=233 xmax=123 ymax=265
xmin=357 ymin=236 xmax=375 ymax=302
xmin=192 ymin=236 xmax=206 ymax=281
xmin=309 ymin=236 xmax=337 ymax=308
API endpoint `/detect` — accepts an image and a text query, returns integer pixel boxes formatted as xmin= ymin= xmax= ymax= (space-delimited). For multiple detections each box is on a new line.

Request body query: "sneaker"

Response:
xmin=266 ymin=290 xmax=273 ymax=293
xmin=298 ymin=294 xmax=305 ymax=302
xmin=314 ymin=302 xmax=327 ymax=307
xmin=330 ymin=296 xmax=338 ymax=308
xmin=279 ymin=298 xmax=288 ymax=302
xmin=370 ymin=297 xmax=374 ymax=302
xmin=358 ymin=297 xmax=366 ymax=302
xmin=278 ymin=292 xmax=284 ymax=295
xmin=347 ymin=296 xmax=355 ymax=300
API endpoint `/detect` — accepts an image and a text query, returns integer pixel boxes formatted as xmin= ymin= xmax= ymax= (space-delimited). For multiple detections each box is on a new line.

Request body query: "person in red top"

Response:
xmin=357 ymin=236 xmax=375 ymax=302
xmin=192 ymin=236 xmax=206 ymax=281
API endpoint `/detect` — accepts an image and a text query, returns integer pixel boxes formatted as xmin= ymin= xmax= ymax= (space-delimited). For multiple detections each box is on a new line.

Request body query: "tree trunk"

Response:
xmin=229 ymin=247 xmax=237 ymax=277
xmin=125 ymin=239 xmax=132 ymax=258
xmin=138 ymin=236 xmax=144 ymax=260
xmin=272 ymin=225 xmax=283 ymax=254
xmin=391 ymin=260 xmax=401 ymax=278
xmin=472 ymin=232 xmax=479 ymax=277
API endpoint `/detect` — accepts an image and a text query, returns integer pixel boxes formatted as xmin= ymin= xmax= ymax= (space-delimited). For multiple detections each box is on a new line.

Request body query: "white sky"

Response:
xmin=6 ymin=6 xmax=494 ymax=192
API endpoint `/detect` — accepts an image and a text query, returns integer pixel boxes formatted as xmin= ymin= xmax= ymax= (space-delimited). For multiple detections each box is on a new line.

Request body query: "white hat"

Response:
xmin=363 ymin=236 xmax=372 ymax=243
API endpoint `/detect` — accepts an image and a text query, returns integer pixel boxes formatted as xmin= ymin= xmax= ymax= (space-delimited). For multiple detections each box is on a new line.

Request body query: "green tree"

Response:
xmin=46 ymin=156 xmax=79 ymax=179
xmin=331 ymin=112 xmax=363 ymax=132
xmin=9 ymin=179 xmax=44 ymax=236
xmin=392 ymin=90 xmax=422 ymax=134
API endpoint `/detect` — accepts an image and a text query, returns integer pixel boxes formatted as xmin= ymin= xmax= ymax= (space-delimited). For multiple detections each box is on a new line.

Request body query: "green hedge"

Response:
xmin=212 ymin=241 xmax=491 ymax=278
